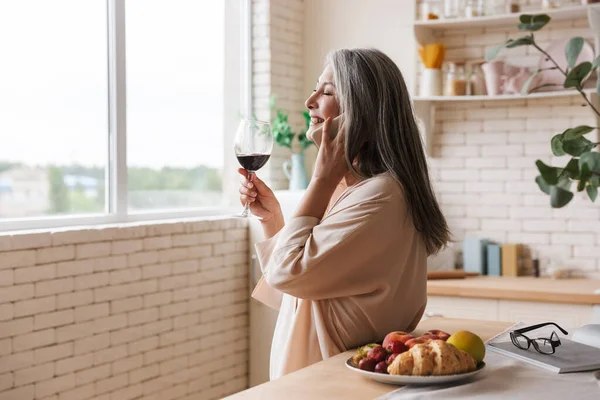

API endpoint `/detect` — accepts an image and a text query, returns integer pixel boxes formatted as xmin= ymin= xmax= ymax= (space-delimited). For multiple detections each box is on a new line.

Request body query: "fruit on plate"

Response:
xmin=382 ymin=331 xmax=410 ymax=349
xmin=385 ymin=340 xmax=409 ymax=354
xmin=358 ymin=358 xmax=377 ymax=372
xmin=446 ymin=330 xmax=486 ymax=363
xmin=374 ymin=361 xmax=389 ymax=374
xmin=404 ymin=337 xmax=428 ymax=349
xmin=387 ymin=339 xmax=477 ymax=376
xmin=424 ymin=329 xmax=451 ymax=341
xmin=367 ymin=345 xmax=387 ymax=363
xmin=386 ymin=352 xmax=401 ymax=364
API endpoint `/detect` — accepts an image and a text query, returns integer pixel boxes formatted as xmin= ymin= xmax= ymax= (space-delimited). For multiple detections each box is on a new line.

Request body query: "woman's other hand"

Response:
xmin=238 ymin=169 xmax=284 ymax=237
xmin=312 ymin=117 xmax=349 ymax=186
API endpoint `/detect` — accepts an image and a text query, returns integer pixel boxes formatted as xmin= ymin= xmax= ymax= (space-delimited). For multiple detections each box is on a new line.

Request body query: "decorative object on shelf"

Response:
xmin=481 ymin=60 xmax=505 ymax=95
xmin=443 ymin=0 xmax=460 ymax=18
xmin=542 ymin=0 xmax=560 ymax=10
xmin=469 ymin=61 xmax=488 ymax=95
xmin=419 ymin=43 xmax=445 ymax=96
xmin=464 ymin=0 xmax=483 ymax=18
xmin=270 ymin=95 xmax=313 ymax=190
xmin=487 ymin=14 xmax=600 ymax=208
xmin=419 ymin=0 xmax=441 ymax=20
xmin=506 ymin=0 xmax=521 ymax=14
xmin=444 ymin=61 xmax=468 ymax=96
xmin=504 ymin=67 xmax=543 ymax=94
xmin=538 ymin=37 xmax=595 ymax=90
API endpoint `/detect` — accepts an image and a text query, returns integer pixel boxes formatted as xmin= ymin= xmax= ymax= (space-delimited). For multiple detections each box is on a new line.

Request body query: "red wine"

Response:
xmin=237 ymin=153 xmax=270 ymax=171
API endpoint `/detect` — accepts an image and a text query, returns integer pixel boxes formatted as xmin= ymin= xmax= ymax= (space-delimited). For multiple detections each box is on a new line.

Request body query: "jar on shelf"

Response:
xmin=419 ymin=0 xmax=442 ymax=20
xmin=469 ymin=62 xmax=487 ymax=96
xmin=464 ymin=0 xmax=483 ymax=17
xmin=444 ymin=62 xmax=468 ymax=96
xmin=542 ymin=0 xmax=561 ymax=9
xmin=443 ymin=0 xmax=462 ymax=19
xmin=505 ymin=0 xmax=520 ymax=13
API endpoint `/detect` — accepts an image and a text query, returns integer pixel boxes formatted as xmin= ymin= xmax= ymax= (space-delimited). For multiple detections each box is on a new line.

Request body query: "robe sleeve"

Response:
xmin=254 ymin=187 xmax=401 ymax=300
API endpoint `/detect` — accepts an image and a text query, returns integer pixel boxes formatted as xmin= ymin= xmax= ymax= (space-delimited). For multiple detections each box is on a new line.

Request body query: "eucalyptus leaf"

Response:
xmin=564 ymin=158 xmax=580 ymax=179
xmin=592 ymin=55 xmax=600 ymax=70
xmin=551 ymin=134 xmax=565 ymax=156
xmin=557 ymin=175 xmax=572 ymax=191
xmin=564 ymin=62 xmax=592 ymax=89
xmin=578 ymin=163 xmax=591 ymax=191
xmin=579 ymin=151 xmax=600 ymax=173
xmin=565 ymin=37 xmax=584 ymax=68
xmin=587 ymin=185 xmax=598 ymax=202
xmin=535 ymin=175 xmax=551 ymax=195
xmin=521 ymin=70 xmax=540 ymax=95
xmin=506 ymin=35 xmax=534 ymax=48
xmin=535 ymin=160 xmax=559 ymax=185
xmin=562 ymin=136 xmax=595 ymax=156
xmin=518 ymin=14 xmax=551 ymax=31
xmin=486 ymin=41 xmax=508 ymax=62
xmin=550 ymin=186 xmax=574 ymax=208
xmin=563 ymin=125 xmax=595 ymax=140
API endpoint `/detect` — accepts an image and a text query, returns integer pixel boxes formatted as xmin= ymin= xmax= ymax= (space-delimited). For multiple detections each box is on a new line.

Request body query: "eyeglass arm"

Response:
xmin=513 ymin=322 xmax=568 ymax=335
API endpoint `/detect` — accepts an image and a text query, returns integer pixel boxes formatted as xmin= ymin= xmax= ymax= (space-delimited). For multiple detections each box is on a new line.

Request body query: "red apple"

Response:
xmin=382 ymin=331 xmax=409 ymax=349
xmin=386 ymin=340 xmax=409 ymax=354
xmin=425 ymin=329 xmax=451 ymax=341
xmin=419 ymin=334 xmax=439 ymax=341
xmin=358 ymin=358 xmax=377 ymax=372
xmin=367 ymin=345 xmax=387 ymax=363
xmin=397 ymin=334 xmax=416 ymax=344
xmin=405 ymin=337 xmax=427 ymax=349
xmin=374 ymin=361 xmax=389 ymax=374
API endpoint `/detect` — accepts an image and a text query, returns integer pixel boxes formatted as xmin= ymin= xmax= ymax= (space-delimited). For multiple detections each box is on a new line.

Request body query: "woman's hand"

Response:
xmin=238 ymin=169 xmax=284 ymax=237
xmin=312 ymin=117 xmax=349 ymax=186
xmin=293 ymin=117 xmax=349 ymax=220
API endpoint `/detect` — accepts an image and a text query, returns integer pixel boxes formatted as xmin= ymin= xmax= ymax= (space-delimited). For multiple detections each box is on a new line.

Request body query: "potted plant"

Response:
xmin=270 ymin=95 xmax=313 ymax=190
xmin=486 ymin=14 xmax=600 ymax=208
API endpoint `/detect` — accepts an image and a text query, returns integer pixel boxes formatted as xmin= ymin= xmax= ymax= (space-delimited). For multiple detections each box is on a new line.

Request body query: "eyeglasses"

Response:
xmin=509 ymin=322 xmax=569 ymax=355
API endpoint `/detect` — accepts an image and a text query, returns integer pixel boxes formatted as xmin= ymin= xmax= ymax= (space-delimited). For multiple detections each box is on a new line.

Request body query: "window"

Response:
xmin=126 ymin=0 xmax=224 ymax=211
xmin=0 ymin=0 xmax=108 ymax=219
xmin=0 ymin=0 xmax=248 ymax=230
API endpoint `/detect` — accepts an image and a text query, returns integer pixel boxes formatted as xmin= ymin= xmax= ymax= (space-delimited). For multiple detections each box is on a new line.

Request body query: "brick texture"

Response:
xmin=0 ymin=217 xmax=249 ymax=399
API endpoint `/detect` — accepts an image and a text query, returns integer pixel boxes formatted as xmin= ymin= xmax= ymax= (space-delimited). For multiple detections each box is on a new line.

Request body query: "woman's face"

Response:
xmin=305 ymin=65 xmax=341 ymax=144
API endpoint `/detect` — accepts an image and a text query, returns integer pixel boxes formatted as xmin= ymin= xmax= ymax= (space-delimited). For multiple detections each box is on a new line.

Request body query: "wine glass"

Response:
xmin=233 ymin=119 xmax=273 ymax=218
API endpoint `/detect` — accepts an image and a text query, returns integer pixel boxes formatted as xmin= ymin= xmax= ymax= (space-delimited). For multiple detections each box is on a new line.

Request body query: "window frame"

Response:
xmin=0 ymin=0 xmax=251 ymax=232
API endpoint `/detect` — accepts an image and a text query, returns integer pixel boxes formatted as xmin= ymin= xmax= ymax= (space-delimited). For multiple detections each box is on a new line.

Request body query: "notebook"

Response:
xmin=487 ymin=338 xmax=600 ymax=374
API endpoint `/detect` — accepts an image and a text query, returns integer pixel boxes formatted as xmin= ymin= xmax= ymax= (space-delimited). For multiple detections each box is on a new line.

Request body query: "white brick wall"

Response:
xmin=253 ymin=0 xmax=306 ymax=190
xmin=0 ymin=217 xmax=249 ymax=400
xmin=421 ymin=0 xmax=600 ymax=276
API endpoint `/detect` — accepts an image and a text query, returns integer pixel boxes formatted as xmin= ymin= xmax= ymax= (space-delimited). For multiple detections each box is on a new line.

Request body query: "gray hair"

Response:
xmin=327 ymin=48 xmax=449 ymax=255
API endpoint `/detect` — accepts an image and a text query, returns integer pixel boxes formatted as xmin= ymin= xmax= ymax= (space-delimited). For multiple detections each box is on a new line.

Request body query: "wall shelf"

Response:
xmin=414 ymin=88 xmax=595 ymax=103
xmin=414 ymin=89 xmax=600 ymax=157
xmin=414 ymin=5 xmax=594 ymax=45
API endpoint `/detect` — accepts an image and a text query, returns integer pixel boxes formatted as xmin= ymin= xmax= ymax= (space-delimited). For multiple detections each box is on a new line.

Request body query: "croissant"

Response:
xmin=387 ymin=340 xmax=477 ymax=376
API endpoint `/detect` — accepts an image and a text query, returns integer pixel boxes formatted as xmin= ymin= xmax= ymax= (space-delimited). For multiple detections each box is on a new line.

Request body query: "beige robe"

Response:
xmin=252 ymin=173 xmax=427 ymax=380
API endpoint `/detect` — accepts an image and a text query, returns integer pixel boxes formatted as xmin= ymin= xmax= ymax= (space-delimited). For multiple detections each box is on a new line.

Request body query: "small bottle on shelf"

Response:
xmin=444 ymin=62 xmax=468 ymax=96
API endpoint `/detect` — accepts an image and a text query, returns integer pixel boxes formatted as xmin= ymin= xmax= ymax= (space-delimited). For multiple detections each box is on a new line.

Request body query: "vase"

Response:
xmin=282 ymin=153 xmax=308 ymax=190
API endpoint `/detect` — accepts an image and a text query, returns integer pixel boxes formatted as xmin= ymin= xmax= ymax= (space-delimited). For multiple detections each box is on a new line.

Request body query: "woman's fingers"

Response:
xmin=321 ymin=117 xmax=332 ymax=145
xmin=239 ymin=185 xmax=257 ymax=198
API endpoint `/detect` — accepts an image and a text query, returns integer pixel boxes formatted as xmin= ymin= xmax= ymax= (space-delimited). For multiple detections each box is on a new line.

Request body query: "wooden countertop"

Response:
xmin=427 ymin=276 xmax=600 ymax=305
xmin=225 ymin=317 xmax=514 ymax=400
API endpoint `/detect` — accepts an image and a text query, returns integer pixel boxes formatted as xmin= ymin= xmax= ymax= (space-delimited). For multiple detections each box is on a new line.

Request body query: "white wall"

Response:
xmin=302 ymin=0 xmax=417 ymax=172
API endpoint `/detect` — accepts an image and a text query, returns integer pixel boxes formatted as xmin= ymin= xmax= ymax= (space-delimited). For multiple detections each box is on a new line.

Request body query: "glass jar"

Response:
xmin=464 ymin=0 xmax=483 ymax=17
xmin=420 ymin=0 xmax=442 ymax=20
xmin=443 ymin=0 xmax=461 ymax=18
xmin=444 ymin=62 xmax=467 ymax=96
xmin=469 ymin=62 xmax=487 ymax=95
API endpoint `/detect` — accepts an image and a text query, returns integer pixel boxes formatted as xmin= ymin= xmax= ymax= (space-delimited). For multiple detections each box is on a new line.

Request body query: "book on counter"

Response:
xmin=487 ymin=337 xmax=600 ymax=374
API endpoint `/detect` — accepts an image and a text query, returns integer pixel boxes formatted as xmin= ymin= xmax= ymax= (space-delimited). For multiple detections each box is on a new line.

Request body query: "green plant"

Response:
xmin=270 ymin=95 xmax=313 ymax=154
xmin=487 ymin=14 xmax=600 ymax=208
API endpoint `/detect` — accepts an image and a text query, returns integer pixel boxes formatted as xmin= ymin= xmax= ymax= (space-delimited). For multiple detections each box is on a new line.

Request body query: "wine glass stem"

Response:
xmin=242 ymin=171 xmax=254 ymax=217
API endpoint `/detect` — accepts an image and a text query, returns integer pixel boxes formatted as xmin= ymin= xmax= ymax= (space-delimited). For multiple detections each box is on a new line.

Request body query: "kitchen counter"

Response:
xmin=427 ymin=276 xmax=600 ymax=305
xmin=225 ymin=317 xmax=514 ymax=400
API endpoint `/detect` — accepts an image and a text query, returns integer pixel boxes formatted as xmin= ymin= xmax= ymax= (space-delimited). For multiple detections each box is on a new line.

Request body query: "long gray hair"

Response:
xmin=327 ymin=48 xmax=449 ymax=255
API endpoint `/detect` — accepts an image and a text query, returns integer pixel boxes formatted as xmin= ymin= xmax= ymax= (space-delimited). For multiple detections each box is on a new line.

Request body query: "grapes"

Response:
xmin=367 ymin=345 xmax=387 ymax=363
xmin=358 ymin=358 xmax=377 ymax=372
xmin=375 ymin=361 xmax=389 ymax=374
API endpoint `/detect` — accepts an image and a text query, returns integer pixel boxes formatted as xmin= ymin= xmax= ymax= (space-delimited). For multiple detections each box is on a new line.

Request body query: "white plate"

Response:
xmin=345 ymin=357 xmax=486 ymax=385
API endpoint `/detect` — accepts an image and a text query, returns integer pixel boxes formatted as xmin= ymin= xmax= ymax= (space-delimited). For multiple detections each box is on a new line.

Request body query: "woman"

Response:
xmin=238 ymin=48 xmax=449 ymax=380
